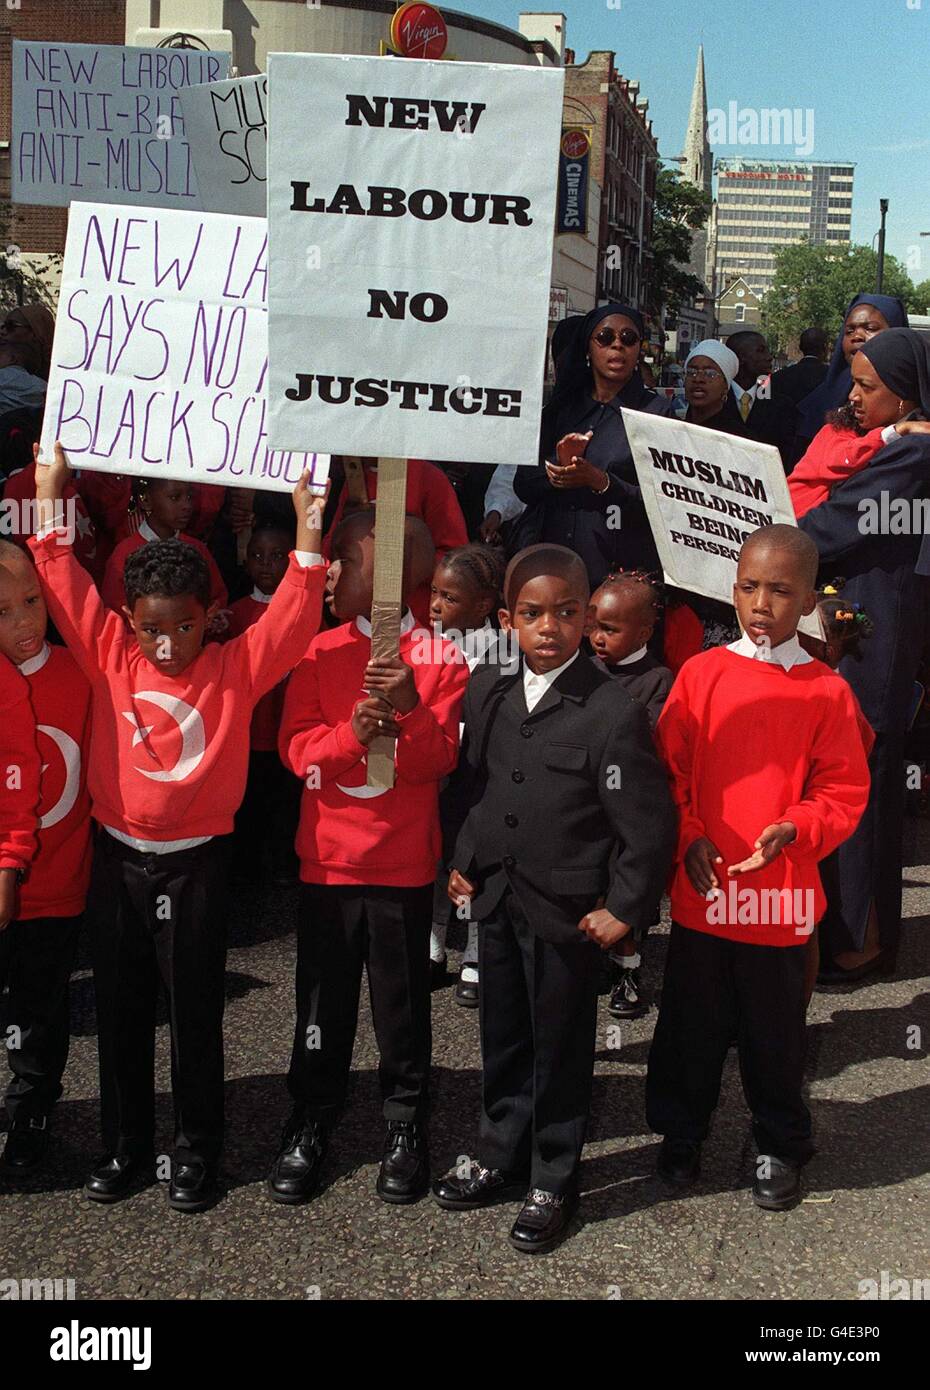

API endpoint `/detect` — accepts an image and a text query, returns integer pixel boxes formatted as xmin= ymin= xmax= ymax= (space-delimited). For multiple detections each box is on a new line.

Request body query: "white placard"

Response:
xmin=266 ymin=52 xmax=564 ymax=466
xmin=40 ymin=202 xmax=329 ymax=494
xmin=622 ymin=410 xmax=821 ymax=635
xmin=178 ymin=75 xmax=267 ymax=217
xmin=11 ymin=40 xmax=229 ymax=209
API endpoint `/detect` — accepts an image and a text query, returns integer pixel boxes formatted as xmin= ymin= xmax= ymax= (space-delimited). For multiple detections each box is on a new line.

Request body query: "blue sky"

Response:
xmin=464 ymin=0 xmax=930 ymax=284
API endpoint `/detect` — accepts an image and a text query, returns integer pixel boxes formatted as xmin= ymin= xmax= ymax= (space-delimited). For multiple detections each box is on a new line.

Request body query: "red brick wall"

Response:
xmin=1 ymin=3 xmax=125 ymax=252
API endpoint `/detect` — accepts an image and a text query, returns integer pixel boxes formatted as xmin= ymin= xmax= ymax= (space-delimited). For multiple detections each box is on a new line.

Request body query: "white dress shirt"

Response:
xmin=483 ymin=464 xmax=525 ymax=524
xmin=613 ymin=644 xmax=648 ymax=666
xmin=727 ymin=630 xmax=812 ymax=671
xmin=523 ymin=650 xmax=579 ymax=711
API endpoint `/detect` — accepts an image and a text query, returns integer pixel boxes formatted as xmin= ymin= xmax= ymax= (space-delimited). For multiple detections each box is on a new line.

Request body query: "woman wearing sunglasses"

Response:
xmin=512 ymin=302 xmax=675 ymax=590
xmin=0 ymin=304 xmax=56 ymax=380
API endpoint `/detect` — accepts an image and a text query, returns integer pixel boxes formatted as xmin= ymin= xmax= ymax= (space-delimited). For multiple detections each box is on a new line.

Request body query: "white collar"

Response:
xmin=251 ymin=586 xmax=273 ymax=604
xmin=355 ymin=610 xmax=416 ymax=639
xmin=613 ymin=644 xmax=649 ymax=667
xmin=727 ymin=631 xmax=812 ymax=671
xmin=138 ymin=518 xmax=175 ymax=544
xmin=523 ymin=649 xmax=580 ymax=704
xmin=731 ymin=380 xmax=757 ymax=402
xmin=444 ymin=619 xmax=495 ymax=671
xmin=18 ymin=642 xmax=51 ymax=676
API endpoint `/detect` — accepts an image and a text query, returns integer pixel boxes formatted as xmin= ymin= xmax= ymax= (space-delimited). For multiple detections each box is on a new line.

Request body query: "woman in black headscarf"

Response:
xmin=797 ymin=328 xmax=930 ymax=985
xmin=512 ymin=302 xmax=675 ymax=589
xmin=794 ymin=293 xmax=908 ymax=457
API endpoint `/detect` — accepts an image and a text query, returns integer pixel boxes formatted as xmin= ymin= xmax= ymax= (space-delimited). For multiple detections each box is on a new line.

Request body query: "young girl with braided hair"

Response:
xmin=428 ymin=544 xmax=509 ymax=1007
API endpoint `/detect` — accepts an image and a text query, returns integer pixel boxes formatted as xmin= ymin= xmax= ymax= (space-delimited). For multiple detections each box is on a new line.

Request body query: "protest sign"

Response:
xmin=622 ymin=411 xmax=821 ymax=635
xmin=11 ymin=40 xmax=229 ymax=210
xmin=266 ymin=53 xmax=564 ymax=466
xmin=40 ymin=201 xmax=329 ymax=494
xmin=178 ymin=75 xmax=267 ymax=217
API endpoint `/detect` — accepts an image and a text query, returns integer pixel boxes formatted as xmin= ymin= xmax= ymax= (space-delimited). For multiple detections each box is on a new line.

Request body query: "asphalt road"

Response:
xmin=2 ymin=820 xmax=928 ymax=1302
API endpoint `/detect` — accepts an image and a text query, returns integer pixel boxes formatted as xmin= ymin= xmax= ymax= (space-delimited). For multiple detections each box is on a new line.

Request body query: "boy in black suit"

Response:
xmin=431 ymin=544 xmax=676 ymax=1253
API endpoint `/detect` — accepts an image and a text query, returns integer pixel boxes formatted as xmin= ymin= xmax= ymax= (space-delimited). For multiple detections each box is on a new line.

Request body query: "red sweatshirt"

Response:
xmin=788 ymin=423 xmax=886 ymax=518
xmin=280 ymin=619 xmax=468 ymax=886
xmin=2 ymin=462 xmax=99 ymax=580
xmin=0 ymin=659 xmax=41 ymax=873
xmin=227 ymin=593 xmax=284 ymax=751
xmin=29 ymin=531 xmax=325 ymax=842
xmin=324 ymin=459 xmax=468 ymax=626
xmin=17 ymin=645 xmax=92 ymax=919
xmin=101 ymin=529 xmax=228 ymax=615
xmin=655 ymin=646 xmax=870 ymax=945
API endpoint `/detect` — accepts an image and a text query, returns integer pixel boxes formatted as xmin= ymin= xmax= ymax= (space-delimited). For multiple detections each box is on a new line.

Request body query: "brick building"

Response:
xmin=562 ymin=49 xmax=659 ymax=317
xmin=1 ymin=2 xmax=125 ymax=256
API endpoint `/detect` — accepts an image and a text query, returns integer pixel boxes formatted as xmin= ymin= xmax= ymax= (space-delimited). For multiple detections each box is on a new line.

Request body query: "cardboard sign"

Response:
xmin=11 ymin=40 xmax=229 ymax=209
xmin=266 ymin=52 xmax=564 ymax=466
xmin=40 ymin=202 xmax=328 ymax=493
xmin=622 ymin=410 xmax=820 ymax=635
xmin=178 ymin=74 xmax=267 ymax=217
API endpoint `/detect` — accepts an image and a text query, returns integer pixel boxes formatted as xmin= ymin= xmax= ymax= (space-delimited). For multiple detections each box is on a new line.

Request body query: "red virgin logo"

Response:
xmin=391 ymin=2 xmax=449 ymax=60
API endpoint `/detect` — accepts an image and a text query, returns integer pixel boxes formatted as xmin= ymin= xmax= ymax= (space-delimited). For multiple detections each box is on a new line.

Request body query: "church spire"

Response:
xmin=681 ymin=44 xmax=712 ymax=199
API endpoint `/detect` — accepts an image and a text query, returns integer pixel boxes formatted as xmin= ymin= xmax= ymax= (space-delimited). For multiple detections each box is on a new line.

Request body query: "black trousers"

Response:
xmin=88 ymin=832 xmax=230 ymax=1164
xmin=646 ymin=923 xmax=813 ymax=1164
xmin=288 ymin=882 xmax=432 ymax=1124
xmin=478 ymin=890 xmax=601 ymax=1194
xmin=0 ymin=914 xmax=81 ymax=1122
xmin=232 ymin=749 xmax=301 ymax=882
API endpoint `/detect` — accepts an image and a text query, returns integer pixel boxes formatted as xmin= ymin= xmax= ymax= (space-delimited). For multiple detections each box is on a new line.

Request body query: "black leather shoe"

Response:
xmin=453 ymin=972 xmax=479 ymax=1008
xmin=509 ymin=1188 xmax=577 ymax=1254
xmin=168 ymin=1157 xmax=219 ymax=1213
xmin=607 ymin=966 xmax=648 ymax=1019
xmin=376 ymin=1120 xmax=429 ymax=1204
xmin=432 ymin=1160 xmax=527 ymax=1209
xmin=267 ymin=1112 xmax=329 ymax=1205
xmin=657 ymin=1137 xmax=701 ymax=1186
xmin=752 ymin=1155 xmax=801 ymax=1211
xmin=2 ymin=1114 xmax=50 ymax=1172
xmin=84 ymin=1151 xmax=154 ymax=1204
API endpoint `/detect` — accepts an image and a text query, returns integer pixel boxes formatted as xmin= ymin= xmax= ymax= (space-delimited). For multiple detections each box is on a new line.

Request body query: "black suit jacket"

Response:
xmin=771 ymin=357 xmax=828 ymax=405
xmin=452 ymin=654 xmax=677 ymax=943
xmin=715 ymin=390 xmax=799 ymax=472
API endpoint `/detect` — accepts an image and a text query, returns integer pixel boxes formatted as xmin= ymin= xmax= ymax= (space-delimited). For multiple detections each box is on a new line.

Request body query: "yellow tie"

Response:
xmin=739 ymin=393 xmax=752 ymax=422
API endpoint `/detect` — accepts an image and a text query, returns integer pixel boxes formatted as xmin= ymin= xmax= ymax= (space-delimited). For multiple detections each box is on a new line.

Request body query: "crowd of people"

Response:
xmin=1 ymin=290 xmax=929 ymax=1255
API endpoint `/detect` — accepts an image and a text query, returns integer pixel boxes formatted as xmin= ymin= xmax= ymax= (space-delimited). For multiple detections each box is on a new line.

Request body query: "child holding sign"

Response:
xmin=269 ymin=508 xmax=467 ymax=1208
xmin=648 ymin=526 xmax=870 ymax=1210
xmin=28 ymin=443 xmax=327 ymax=1213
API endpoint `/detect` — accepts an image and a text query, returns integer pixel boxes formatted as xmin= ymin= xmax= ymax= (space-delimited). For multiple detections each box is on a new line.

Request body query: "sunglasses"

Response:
xmin=592 ymin=326 xmax=640 ymax=349
xmin=684 ymin=367 xmax=723 ymax=380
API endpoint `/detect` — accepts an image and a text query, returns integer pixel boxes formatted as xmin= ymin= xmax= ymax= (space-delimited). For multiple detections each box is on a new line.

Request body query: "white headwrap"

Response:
xmin=685 ymin=339 xmax=740 ymax=386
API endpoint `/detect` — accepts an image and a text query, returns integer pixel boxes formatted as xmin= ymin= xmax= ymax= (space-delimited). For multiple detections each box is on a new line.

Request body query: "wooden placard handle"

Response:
xmin=367 ymin=457 xmax=408 ymax=789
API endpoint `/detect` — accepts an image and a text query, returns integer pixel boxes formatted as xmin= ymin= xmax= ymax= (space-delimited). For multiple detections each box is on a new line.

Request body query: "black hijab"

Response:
xmin=858 ymin=328 xmax=930 ymax=417
xmin=541 ymin=301 xmax=652 ymax=454
xmin=796 ymin=292 xmax=909 ymax=442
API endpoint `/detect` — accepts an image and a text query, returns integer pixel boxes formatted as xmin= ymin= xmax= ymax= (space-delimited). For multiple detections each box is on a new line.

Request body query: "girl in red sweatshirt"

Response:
xmin=29 ymin=444 xmax=327 ymax=1214
xmin=0 ymin=540 xmax=91 ymax=1174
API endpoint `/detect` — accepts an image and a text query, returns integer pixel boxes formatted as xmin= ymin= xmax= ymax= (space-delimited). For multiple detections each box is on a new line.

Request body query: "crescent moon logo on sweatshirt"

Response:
xmin=122 ymin=693 xmax=207 ymax=783
xmin=36 ymin=724 xmax=82 ymax=830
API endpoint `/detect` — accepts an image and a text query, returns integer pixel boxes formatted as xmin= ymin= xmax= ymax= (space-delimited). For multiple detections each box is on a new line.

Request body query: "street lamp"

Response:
xmin=876 ymin=198 xmax=889 ymax=293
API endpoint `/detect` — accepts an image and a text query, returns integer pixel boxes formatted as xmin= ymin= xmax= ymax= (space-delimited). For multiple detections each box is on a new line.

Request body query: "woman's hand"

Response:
xmin=895 ymin=420 xmax=930 ymax=436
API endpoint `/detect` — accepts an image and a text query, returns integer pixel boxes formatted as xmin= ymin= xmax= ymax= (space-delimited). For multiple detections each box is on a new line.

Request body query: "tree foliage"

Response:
xmin=761 ymin=240 xmax=921 ymax=349
xmin=647 ymin=165 xmax=712 ymax=320
xmin=0 ymin=203 xmax=62 ymax=312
